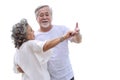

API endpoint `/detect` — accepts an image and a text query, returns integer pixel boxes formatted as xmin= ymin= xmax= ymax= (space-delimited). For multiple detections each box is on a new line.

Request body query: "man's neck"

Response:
xmin=39 ymin=25 xmax=52 ymax=32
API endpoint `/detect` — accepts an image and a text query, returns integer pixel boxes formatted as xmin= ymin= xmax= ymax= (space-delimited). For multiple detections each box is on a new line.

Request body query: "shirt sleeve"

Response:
xmin=29 ymin=40 xmax=53 ymax=63
xmin=13 ymin=60 xmax=19 ymax=73
xmin=29 ymin=40 xmax=46 ymax=54
xmin=13 ymin=50 xmax=20 ymax=73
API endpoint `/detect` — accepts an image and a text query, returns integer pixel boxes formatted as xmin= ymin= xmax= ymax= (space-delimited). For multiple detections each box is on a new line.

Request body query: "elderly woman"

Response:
xmin=11 ymin=18 xmax=74 ymax=80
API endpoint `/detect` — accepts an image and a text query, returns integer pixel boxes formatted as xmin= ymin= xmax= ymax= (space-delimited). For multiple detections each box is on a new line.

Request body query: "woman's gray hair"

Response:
xmin=34 ymin=5 xmax=52 ymax=18
xmin=11 ymin=18 xmax=29 ymax=49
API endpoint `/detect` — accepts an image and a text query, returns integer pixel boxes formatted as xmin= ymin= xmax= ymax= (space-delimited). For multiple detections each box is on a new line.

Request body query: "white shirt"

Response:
xmin=35 ymin=25 xmax=74 ymax=80
xmin=13 ymin=40 xmax=52 ymax=80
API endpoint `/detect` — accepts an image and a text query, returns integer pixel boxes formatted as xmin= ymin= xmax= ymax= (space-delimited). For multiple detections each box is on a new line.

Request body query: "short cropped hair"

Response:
xmin=11 ymin=18 xmax=29 ymax=49
xmin=34 ymin=5 xmax=52 ymax=18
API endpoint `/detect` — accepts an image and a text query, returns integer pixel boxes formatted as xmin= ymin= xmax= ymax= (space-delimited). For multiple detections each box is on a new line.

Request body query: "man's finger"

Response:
xmin=76 ymin=22 xmax=78 ymax=28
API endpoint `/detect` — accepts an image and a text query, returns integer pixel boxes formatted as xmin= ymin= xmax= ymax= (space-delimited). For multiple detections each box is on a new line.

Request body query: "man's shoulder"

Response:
xmin=53 ymin=25 xmax=66 ymax=28
xmin=53 ymin=25 xmax=68 ymax=30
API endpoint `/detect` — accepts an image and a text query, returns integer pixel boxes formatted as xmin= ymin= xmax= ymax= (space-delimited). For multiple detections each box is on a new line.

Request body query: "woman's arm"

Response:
xmin=71 ymin=32 xmax=82 ymax=43
xmin=43 ymin=31 xmax=73 ymax=52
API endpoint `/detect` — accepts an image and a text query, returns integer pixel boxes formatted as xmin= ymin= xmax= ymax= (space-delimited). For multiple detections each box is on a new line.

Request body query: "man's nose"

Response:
xmin=43 ymin=15 xmax=47 ymax=19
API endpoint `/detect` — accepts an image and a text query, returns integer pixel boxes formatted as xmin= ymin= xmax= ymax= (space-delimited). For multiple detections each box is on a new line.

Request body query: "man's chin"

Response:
xmin=41 ymin=24 xmax=50 ymax=28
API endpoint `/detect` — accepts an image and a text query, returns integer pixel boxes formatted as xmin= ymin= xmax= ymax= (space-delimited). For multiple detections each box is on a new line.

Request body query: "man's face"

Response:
xmin=36 ymin=7 xmax=52 ymax=28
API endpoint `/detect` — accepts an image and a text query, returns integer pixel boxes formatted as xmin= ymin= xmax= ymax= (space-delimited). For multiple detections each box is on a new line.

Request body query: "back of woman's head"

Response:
xmin=11 ymin=18 xmax=29 ymax=49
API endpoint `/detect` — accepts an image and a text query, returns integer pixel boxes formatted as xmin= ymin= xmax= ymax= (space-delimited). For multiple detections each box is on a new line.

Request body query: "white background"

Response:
xmin=0 ymin=0 xmax=120 ymax=80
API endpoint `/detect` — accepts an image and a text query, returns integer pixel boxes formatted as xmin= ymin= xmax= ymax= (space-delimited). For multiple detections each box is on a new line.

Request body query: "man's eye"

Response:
xmin=45 ymin=13 xmax=49 ymax=16
xmin=39 ymin=14 xmax=44 ymax=17
xmin=46 ymin=14 xmax=49 ymax=16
